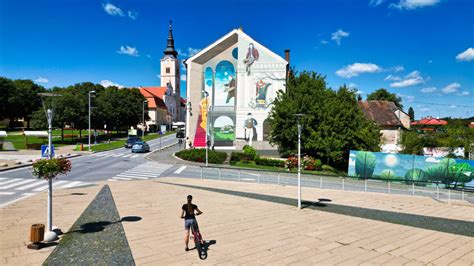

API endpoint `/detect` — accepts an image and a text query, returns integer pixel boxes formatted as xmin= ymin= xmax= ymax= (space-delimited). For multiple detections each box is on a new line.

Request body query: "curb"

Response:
xmin=144 ymin=141 xmax=178 ymax=161
xmin=0 ymin=154 xmax=82 ymax=172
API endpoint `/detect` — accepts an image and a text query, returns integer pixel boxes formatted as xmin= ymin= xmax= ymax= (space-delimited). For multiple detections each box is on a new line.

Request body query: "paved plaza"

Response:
xmin=1 ymin=177 xmax=473 ymax=265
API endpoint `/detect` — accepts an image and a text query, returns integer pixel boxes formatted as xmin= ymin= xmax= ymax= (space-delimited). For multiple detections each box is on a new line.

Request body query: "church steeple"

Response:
xmin=164 ymin=20 xmax=178 ymax=58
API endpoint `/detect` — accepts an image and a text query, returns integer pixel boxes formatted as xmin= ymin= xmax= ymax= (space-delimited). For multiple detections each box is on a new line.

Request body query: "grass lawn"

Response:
xmin=231 ymin=161 xmax=339 ymax=176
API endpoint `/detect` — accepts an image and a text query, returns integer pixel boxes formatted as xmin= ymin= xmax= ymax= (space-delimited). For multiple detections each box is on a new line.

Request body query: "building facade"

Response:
xmin=184 ymin=28 xmax=288 ymax=149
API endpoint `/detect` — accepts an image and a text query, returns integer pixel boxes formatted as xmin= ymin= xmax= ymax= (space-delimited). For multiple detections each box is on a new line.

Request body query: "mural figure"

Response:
xmin=244 ymin=112 xmax=258 ymax=146
xmin=224 ymin=75 xmax=236 ymax=104
xmin=200 ymin=91 xmax=209 ymax=130
xmin=243 ymin=43 xmax=259 ymax=75
xmin=256 ymin=80 xmax=271 ymax=106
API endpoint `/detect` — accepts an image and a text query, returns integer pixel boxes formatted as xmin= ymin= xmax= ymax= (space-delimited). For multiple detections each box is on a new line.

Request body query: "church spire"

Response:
xmin=164 ymin=20 xmax=178 ymax=58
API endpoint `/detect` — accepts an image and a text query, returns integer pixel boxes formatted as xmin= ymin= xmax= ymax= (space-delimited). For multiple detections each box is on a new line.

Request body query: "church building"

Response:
xmin=184 ymin=28 xmax=289 ymax=149
xmin=139 ymin=22 xmax=182 ymax=131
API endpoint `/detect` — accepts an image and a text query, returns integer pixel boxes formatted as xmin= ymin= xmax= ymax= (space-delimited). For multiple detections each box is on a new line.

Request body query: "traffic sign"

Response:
xmin=41 ymin=145 xmax=55 ymax=158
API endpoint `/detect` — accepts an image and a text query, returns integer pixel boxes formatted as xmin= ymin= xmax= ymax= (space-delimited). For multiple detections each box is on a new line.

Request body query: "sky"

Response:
xmin=1 ymin=0 xmax=473 ymax=119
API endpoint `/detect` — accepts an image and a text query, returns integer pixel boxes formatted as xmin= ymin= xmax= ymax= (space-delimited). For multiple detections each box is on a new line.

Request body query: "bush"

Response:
xmin=255 ymin=157 xmax=285 ymax=168
xmin=302 ymin=156 xmax=322 ymax=171
xmin=321 ymin=164 xmax=335 ymax=173
xmin=285 ymin=156 xmax=298 ymax=170
xmin=242 ymin=145 xmax=258 ymax=161
xmin=230 ymin=152 xmax=244 ymax=164
xmin=176 ymin=149 xmax=227 ymax=164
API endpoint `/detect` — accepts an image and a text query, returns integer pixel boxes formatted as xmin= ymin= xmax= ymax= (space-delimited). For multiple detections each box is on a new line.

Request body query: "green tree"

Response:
xmin=0 ymin=77 xmax=16 ymax=120
xmin=367 ymin=88 xmax=403 ymax=109
xmin=408 ymin=107 xmax=415 ymax=121
xmin=269 ymin=71 xmax=380 ymax=169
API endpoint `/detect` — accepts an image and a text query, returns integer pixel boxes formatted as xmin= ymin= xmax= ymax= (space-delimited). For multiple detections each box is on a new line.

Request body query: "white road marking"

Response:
xmin=1 ymin=179 xmax=37 ymax=190
xmin=0 ymin=178 xmax=22 ymax=186
xmin=22 ymin=193 xmax=35 ymax=196
xmin=116 ymin=175 xmax=149 ymax=179
xmin=108 ymin=179 xmax=118 ymax=182
xmin=174 ymin=166 xmax=187 ymax=174
xmin=33 ymin=181 xmax=68 ymax=192
xmin=15 ymin=180 xmax=47 ymax=190
xmin=111 ymin=177 xmax=131 ymax=180
xmin=0 ymin=177 xmax=6 ymax=181
xmin=131 ymin=155 xmax=140 ymax=158
xmin=122 ymin=154 xmax=133 ymax=158
xmin=60 ymin=181 xmax=84 ymax=188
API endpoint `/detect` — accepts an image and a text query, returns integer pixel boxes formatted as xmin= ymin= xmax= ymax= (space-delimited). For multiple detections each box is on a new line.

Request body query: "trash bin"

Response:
xmin=29 ymin=224 xmax=45 ymax=243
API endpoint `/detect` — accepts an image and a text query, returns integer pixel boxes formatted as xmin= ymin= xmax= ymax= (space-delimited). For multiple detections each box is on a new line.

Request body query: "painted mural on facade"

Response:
xmin=347 ymin=150 xmax=474 ymax=187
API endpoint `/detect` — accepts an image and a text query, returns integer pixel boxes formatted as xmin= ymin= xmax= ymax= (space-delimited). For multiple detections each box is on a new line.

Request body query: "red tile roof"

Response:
xmin=139 ymin=87 xmax=167 ymax=109
xmin=411 ymin=116 xmax=448 ymax=126
xmin=141 ymin=87 xmax=167 ymax=99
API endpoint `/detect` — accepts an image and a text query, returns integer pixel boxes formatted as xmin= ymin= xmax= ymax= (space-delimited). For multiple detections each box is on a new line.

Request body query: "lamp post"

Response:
xmin=88 ymin=90 xmax=96 ymax=151
xmin=142 ymin=100 xmax=148 ymax=138
xmin=38 ymin=92 xmax=62 ymax=241
xmin=295 ymin=114 xmax=305 ymax=209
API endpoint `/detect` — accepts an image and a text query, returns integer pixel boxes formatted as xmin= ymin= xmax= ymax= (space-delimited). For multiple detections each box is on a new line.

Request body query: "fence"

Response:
xmin=347 ymin=150 xmax=474 ymax=189
xmin=192 ymin=165 xmax=474 ymax=204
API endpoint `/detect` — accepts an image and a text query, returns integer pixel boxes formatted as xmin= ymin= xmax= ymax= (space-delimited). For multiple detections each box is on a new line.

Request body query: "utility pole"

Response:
xmin=142 ymin=100 xmax=148 ymax=138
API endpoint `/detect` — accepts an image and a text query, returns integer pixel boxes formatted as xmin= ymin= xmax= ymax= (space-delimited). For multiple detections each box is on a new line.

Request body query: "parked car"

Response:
xmin=131 ymin=141 xmax=150 ymax=153
xmin=124 ymin=136 xmax=140 ymax=148
xmin=176 ymin=130 xmax=185 ymax=139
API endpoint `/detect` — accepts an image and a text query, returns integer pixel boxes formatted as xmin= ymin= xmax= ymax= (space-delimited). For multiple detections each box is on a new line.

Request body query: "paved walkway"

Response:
xmin=1 ymin=178 xmax=473 ymax=265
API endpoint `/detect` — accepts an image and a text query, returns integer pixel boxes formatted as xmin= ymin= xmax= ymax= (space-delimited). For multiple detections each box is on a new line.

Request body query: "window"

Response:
xmin=166 ymin=67 xmax=170 ymax=74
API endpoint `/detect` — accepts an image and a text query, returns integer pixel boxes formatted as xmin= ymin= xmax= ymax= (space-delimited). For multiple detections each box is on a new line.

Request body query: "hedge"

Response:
xmin=176 ymin=149 xmax=227 ymax=164
xmin=255 ymin=157 xmax=285 ymax=168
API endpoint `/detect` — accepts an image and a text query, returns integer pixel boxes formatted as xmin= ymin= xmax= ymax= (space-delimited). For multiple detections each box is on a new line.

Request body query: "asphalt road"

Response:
xmin=0 ymin=134 xmax=178 ymax=207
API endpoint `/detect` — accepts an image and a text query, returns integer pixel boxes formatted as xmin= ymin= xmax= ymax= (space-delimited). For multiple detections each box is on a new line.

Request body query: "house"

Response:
xmin=358 ymin=100 xmax=410 ymax=152
xmin=183 ymin=28 xmax=288 ymax=149
xmin=411 ymin=116 xmax=448 ymax=132
xmin=139 ymin=87 xmax=170 ymax=132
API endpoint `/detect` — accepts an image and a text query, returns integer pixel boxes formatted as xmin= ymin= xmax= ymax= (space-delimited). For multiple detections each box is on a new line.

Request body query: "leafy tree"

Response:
xmin=269 ymin=71 xmax=380 ymax=169
xmin=408 ymin=107 xmax=415 ymax=121
xmin=367 ymin=88 xmax=403 ymax=109
xmin=0 ymin=77 xmax=16 ymax=120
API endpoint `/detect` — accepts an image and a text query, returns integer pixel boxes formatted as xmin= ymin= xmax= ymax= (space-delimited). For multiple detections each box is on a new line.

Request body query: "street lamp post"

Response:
xmin=142 ymin=100 xmax=148 ymax=138
xmin=202 ymin=89 xmax=210 ymax=167
xmin=88 ymin=90 xmax=96 ymax=151
xmin=38 ymin=92 xmax=62 ymax=241
xmin=295 ymin=114 xmax=305 ymax=209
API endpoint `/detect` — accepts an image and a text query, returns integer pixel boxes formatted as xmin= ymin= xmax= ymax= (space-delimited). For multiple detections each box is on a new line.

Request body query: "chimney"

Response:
xmin=284 ymin=49 xmax=290 ymax=63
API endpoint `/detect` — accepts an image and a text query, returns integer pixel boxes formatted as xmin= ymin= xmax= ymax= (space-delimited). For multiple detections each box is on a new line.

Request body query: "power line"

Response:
xmin=410 ymin=101 xmax=474 ymax=108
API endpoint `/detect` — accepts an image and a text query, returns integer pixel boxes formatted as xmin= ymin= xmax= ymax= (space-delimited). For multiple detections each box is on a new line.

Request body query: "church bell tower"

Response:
xmin=160 ymin=20 xmax=180 ymax=121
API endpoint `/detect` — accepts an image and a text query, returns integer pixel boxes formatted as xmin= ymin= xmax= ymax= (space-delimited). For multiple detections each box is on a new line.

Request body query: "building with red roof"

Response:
xmin=411 ymin=116 xmax=448 ymax=131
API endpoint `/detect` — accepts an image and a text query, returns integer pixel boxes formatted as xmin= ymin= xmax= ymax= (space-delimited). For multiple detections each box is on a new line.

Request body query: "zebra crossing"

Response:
xmin=0 ymin=177 xmax=92 ymax=197
xmin=91 ymin=151 xmax=144 ymax=158
xmin=108 ymin=162 xmax=171 ymax=182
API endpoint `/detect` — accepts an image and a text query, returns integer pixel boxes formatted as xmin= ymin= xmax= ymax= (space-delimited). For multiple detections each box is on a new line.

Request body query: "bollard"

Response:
xmin=448 ymin=190 xmax=451 ymax=204
xmin=277 ymin=172 xmax=280 ymax=185
xmin=364 ymin=179 xmax=367 ymax=192
xmin=200 ymin=167 xmax=203 ymax=180
xmin=219 ymin=168 xmax=221 ymax=181
xmin=257 ymin=172 xmax=260 ymax=184
xmin=238 ymin=170 xmax=241 ymax=182
xmin=342 ymin=178 xmax=345 ymax=191
xmin=462 ymin=189 xmax=464 ymax=201
xmin=388 ymin=181 xmax=391 ymax=194
xmin=27 ymin=224 xmax=45 ymax=250
xmin=320 ymin=177 xmax=323 ymax=189
xmin=436 ymin=184 xmax=439 ymax=199
xmin=412 ymin=183 xmax=415 ymax=196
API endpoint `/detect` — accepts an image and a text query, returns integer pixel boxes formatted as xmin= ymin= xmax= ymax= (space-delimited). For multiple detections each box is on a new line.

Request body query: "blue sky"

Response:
xmin=1 ymin=0 xmax=473 ymax=119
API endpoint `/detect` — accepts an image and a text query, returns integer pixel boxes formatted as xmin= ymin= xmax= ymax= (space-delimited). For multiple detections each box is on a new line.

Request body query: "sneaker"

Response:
xmin=185 ymin=247 xmax=189 ymax=252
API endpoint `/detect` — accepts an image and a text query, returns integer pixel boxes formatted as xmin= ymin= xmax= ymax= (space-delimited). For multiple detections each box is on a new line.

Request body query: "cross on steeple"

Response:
xmin=164 ymin=19 xmax=178 ymax=58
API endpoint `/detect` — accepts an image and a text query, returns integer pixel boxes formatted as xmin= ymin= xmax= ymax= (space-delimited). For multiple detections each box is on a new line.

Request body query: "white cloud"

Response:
xmin=117 ymin=45 xmax=139 ymax=56
xmin=336 ymin=63 xmax=381 ymax=78
xmin=390 ymin=0 xmax=440 ymax=10
xmin=420 ymin=87 xmax=436 ymax=93
xmin=146 ymin=54 xmax=152 ymax=59
xmin=100 ymin=80 xmax=123 ymax=88
xmin=390 ymin=70 xmax=424 ymax=88
xmin=448 ymin=105 xmax=457 ymax=108
xmin=102 ymin=3 xmax=124 ymax=16
xmin=420 ymin=107 xmax=431 ymax=112
xmin=180 ymin=74 xmax=186 ymax=81
xmin=428 ymin=60 xmax=433 ymax=64
xmin=385 ymin=74 xmax=401 ymax=81
xmin=128 ymin=10 xmax=138 ymax=20
xmin=369 ymin=0 xmax=385 ymax=6
xmin=406 ymin=95 xmax=415 ymax=102
xmin=458 ymin=91 xmax=470 ymax=96
xmin=34 ymin=77 xmax=49 ymax=83
xmin=347 ymin=82 xmax=357 ymax=88
xmin=187 ymin=47 xmax=201 ymax=57
xmin=392 ymin=65 xmax=404 ymax=72
xmin=441 ymin=82 xmax=461 ymax=94
xmin=456 ymin=48 xmax=474 ymax=62
xmin=320 ymin=40 xmax=328 ymax=44
xmin=331 ymin=29 xmax=350 ymax=45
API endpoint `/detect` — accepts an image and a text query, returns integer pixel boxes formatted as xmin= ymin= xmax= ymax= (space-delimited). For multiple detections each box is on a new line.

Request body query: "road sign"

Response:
xmin=41 ymin=145 xmax=55 ymax=158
